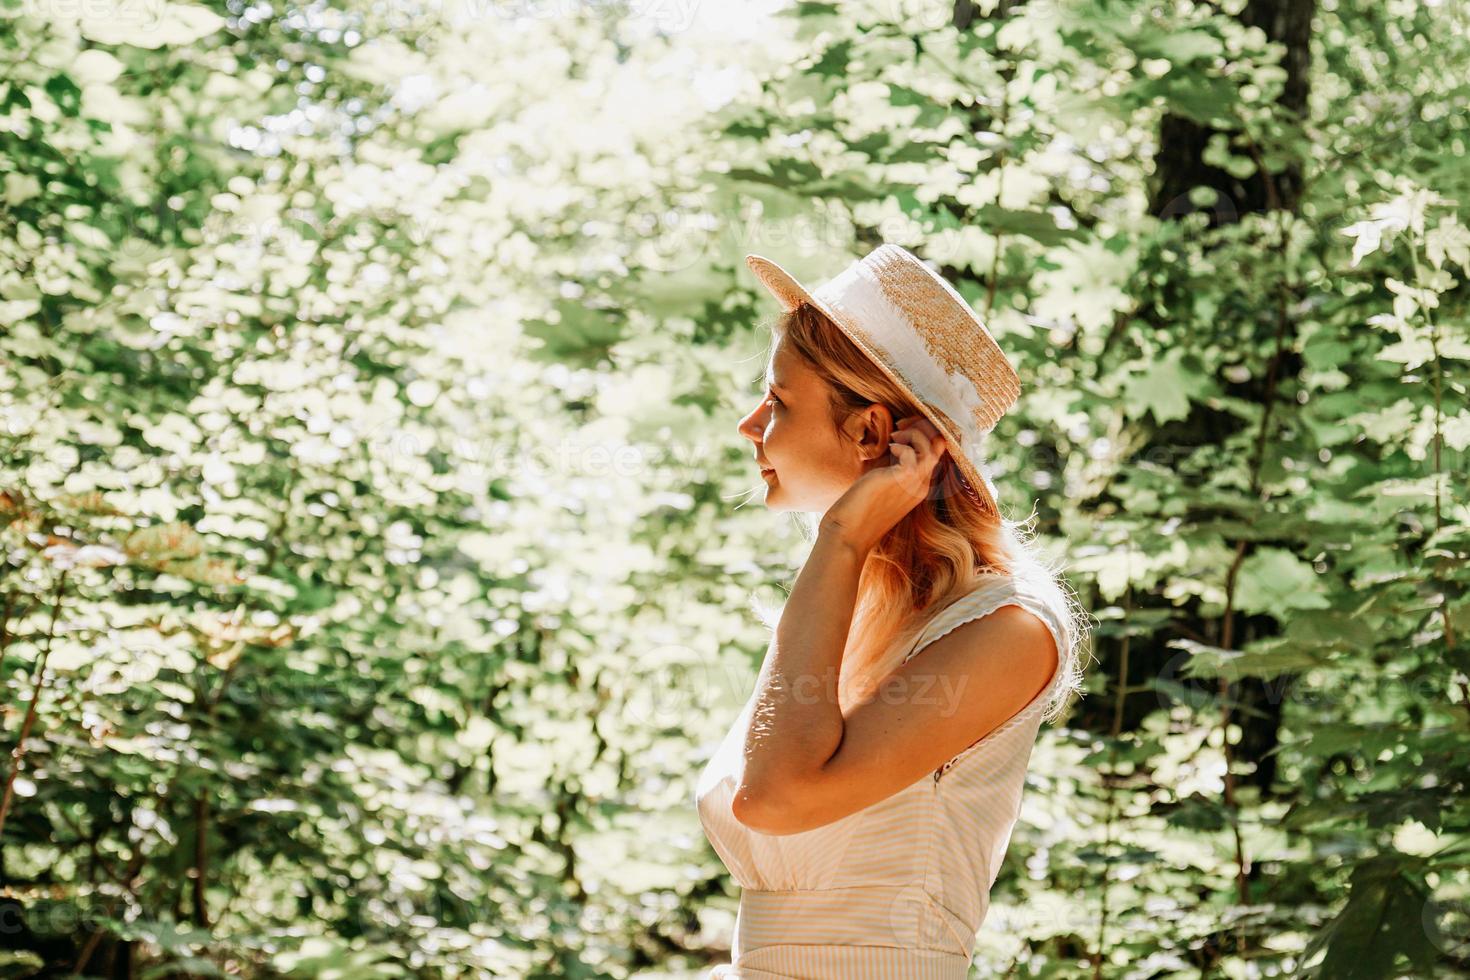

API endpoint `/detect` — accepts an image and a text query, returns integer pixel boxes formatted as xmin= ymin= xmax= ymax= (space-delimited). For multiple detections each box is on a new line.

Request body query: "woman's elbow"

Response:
xmin=730 ymin=782 xmax=805 ymax=836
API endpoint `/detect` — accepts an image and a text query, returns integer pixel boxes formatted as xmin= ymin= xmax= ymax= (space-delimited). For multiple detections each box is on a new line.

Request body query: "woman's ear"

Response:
xmin=848 ymin=404 xmax=896 ymax=464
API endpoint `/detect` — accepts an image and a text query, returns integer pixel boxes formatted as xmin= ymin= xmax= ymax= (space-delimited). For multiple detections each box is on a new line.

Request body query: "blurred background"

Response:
xmin=2 ymin=0 xmax=1469 ymax=976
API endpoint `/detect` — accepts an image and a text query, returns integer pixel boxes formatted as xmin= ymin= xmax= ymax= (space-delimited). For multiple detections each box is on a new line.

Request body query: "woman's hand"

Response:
xmin=820 ymin=415 xmax=949 ymax=555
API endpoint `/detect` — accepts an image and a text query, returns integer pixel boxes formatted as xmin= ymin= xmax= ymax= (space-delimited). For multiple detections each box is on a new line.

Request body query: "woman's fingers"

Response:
xmin=892 ymin=419 xmax=950 ymax=481
xmin=894 ymin=427 xmax=943 ymax=461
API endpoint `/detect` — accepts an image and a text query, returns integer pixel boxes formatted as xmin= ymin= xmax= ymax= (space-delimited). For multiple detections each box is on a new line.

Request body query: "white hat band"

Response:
xmin=816 ymin=263 xmax=992 ymax=456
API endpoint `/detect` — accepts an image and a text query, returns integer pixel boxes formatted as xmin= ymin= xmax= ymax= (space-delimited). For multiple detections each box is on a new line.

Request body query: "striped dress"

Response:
xmin=693 ymin=573 xmax=1071 ymax=979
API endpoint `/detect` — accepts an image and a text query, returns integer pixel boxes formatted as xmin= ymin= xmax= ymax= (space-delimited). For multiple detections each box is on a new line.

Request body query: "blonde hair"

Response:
xmin=749 ymin=302 xmax=1090 ymax=724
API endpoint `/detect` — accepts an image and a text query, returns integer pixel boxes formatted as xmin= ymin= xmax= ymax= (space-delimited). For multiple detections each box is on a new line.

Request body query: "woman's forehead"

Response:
xmin=768 ymin=339 xmax=808 ymax=385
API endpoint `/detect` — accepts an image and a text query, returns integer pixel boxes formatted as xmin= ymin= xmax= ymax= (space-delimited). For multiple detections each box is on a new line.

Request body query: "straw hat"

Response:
xmin=745 ymin=243 xmax=1021 ymax=517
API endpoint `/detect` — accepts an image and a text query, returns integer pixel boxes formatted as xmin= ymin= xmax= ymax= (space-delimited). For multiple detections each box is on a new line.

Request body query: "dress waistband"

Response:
xmin=734 ymin=883 xmax=974 ymax=961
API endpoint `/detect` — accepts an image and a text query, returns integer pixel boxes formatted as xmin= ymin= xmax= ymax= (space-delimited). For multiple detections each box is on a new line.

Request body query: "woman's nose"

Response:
xmin=737 ymin=400 xmax=767 ymax=441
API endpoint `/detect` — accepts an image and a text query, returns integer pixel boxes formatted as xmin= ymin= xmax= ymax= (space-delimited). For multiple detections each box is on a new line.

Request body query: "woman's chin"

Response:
xmin=759 ymin=478 xmax=785 ymax=508
xmin=757 ymin=471 xmax=804 ymax=511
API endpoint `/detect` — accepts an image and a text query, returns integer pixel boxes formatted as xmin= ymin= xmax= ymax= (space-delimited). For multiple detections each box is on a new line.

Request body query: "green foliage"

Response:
xmin=2 ymin=0 xmax=1469 ymax=977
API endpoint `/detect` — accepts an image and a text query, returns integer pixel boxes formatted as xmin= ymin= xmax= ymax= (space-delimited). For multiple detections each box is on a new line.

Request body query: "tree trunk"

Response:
xmin=1148 ymin=0 xmax=1317 ymax=802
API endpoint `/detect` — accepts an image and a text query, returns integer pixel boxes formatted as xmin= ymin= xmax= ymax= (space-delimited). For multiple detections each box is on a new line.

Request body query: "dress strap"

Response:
xmin=903 ymin=576 xmax=1041 ymax=665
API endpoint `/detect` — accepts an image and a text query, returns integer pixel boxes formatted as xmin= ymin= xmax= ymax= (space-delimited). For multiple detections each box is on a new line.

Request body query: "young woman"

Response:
xmin=694 ymin=243 xmax=1090 ymax=978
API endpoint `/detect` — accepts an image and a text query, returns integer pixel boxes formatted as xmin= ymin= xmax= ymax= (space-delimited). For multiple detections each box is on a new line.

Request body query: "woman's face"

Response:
xmin=737 ymin=332 xmax=893 ymax=513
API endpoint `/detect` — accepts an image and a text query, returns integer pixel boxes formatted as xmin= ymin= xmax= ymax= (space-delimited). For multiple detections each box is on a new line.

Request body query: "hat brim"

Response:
xmin=743 ymin=251 xmax=1005 ymax=518
xmin=745 ymin=254 xmax=816 ymax=313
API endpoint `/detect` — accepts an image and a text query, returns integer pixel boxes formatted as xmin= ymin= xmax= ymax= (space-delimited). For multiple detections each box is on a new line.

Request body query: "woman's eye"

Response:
xmin=765 ymin=390 xmax=781 ymax=407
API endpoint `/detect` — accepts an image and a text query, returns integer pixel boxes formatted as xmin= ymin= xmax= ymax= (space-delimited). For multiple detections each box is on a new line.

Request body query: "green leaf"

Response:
xmin=806 ymin=39 xmax=853 ymax=77
xmin=1311 ymin=857 xmax=1439 ymax=979
xmin=776 ymin=1 xmax=840 ymax=18
xmin=521 ymin=299 xmax=625 ymax=367
xmin=1123 ymin=348 xmax=1195 ymax=425
xmin=1172 ymin=635 xmax=1326 ymax=681
xmin=973 ymin=203 xmax=1083 ymax=247
xmin=1138 ymin=30 xmax=1225 ymax=64
xmin=1137 ymin=75 xmax=1239 ymax=126
xmin=886 ymin=84 xmax=948 ymax=127
xmin=1235 ymin=547 xmax=1332 ymax=618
